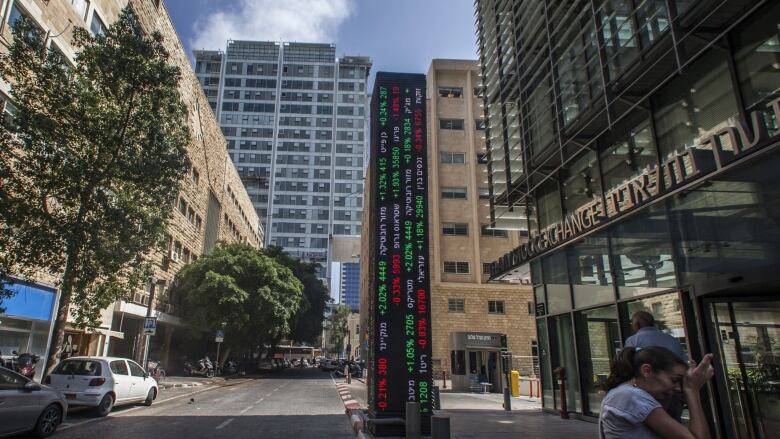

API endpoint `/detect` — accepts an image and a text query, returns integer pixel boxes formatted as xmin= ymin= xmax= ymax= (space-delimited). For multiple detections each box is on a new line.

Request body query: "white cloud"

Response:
xmin=191 ymin=0 xmax=354 ymax=50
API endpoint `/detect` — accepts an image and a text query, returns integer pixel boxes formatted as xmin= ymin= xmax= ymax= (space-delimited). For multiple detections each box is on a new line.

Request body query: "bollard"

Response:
xmin=503 ymin=387 xmax=512 ymax=411
xmin=406 ymin=401 xmax=421 ymax=439
xmin=345 ymin=365 xmax=351 ymax=384
xmin=553 ymin=367 xmax=569 ymax=419
xmin=431 ymin=414 xmax=451 ymax=439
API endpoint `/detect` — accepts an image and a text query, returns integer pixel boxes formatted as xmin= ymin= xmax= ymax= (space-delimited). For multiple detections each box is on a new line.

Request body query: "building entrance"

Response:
xmin=449 ymin=332 xmax=505 ymax=393
xmin=708 ymin=299 xmax=780 ymax=439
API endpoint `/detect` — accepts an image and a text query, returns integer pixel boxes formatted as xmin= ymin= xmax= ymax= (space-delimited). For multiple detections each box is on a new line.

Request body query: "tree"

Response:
xmin=173 ymin=243 xmax=303 ymax=362
xmin=0 ymin=8 xmax=190 ymax=374
xmin=326 ymin=304 xmax=351 ymax=357
xmin=263 ymin=246 xmax=329 ymax=345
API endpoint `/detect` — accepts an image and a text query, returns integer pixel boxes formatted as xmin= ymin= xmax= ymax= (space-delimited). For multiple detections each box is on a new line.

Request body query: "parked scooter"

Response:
xmin=183 ymin=356 xmax=214 ymax=377
xmin=14 ymin=351 xmax=40 ymax=379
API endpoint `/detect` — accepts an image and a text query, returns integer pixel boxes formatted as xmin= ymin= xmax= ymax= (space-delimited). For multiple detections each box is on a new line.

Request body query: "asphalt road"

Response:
xmin=49 ymin=368 xmax=353 ymax=439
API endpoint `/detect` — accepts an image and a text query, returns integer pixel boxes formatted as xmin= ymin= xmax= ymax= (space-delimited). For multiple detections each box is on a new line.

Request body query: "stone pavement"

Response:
xmin=338 ymin=377 xmax=597 ymax=438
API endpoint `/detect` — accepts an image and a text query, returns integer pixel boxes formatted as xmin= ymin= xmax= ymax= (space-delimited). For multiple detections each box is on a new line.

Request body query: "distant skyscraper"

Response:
xmin=340 ymin=262 xmax=360 ymax=312
xmin=194 ymin=42 xmax=370 ymax=277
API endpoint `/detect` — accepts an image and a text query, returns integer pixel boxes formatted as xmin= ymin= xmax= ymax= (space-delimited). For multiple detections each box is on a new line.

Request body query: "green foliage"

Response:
xmin=173 ymin=243 xmax=304 ymax=352
xmin=326 ymin=304 xmax=351 ymax=355
xmin=263 ymin=246 xmax=329 ymax=344
xmin=0 ymin=8 xmax=190 ymax=369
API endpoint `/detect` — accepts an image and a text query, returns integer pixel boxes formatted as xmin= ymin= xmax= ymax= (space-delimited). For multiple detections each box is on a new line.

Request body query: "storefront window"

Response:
xmin=568 ymin=234 xmax=615 ymax=308
xmin=733 ymin=1 xmax=780 ymax=136
xmin=653 ymin=50 xmax=740 ymax=158
xmin=620 ymin=292 xmax=688 ymax=357
xmin=610 ymin=207 xmax=677 ymax=298
xmin=575 ymin=305 xmax=619 ymax=416
xmin=669 ymin=151 xmax=780 ymax=286
xmin=550 ymin=314 xmax=582 ymax=413
xmin=543 ymin=252 xmax=571 ymax=314
xmin=562 ymin=150 xmax=602 ymax=214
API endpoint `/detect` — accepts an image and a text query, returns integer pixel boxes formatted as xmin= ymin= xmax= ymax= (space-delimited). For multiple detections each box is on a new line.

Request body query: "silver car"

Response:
xmin=0 ymin=366 xmax=67 ymax=438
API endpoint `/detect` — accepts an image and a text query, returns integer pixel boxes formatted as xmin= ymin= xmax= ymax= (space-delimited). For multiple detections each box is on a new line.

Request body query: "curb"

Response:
xmin=335 ymin=381 xmax=367 ymax=435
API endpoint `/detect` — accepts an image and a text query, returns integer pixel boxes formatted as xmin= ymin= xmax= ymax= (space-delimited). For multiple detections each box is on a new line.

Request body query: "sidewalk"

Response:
xmin=336 ymin=377 xmax=597 ymax=438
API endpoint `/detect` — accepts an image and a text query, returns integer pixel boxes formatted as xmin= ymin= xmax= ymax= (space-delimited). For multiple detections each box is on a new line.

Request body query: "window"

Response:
xmin=71 ymin=0 xmax=90 ymax=21
xmin=478 ymin=188 xmax=490 ymax=200
xmin=172 ymin=241 xmax=182 ymax=261
xmin=52 ymin=359 xmax=102 ymax=376
xmin=440 ymin=152 xmax=465 ymax=164
xmin=477 ymin=153 xmax=488 ymax=164
xmin=475 ymin=119 xmax=486 ymax=130
xmin=109 ymin=360 xmax=128 ymax=375
xmin=127 ymin=361 xmax=146 ymax=378
xmin=191 ymin=167 xmax=200 ymax=185
xmin=482 ymin=263 xmax=492 ymax=275
xmin=438 ymin=87 xmax=463 ymax=98
xmin=480 ymin=225 xmax=508 ymax=237
xmin=178 ymin=198 xmax=187 ymax=216
xmin=488 ymin=300 xmax=505 ymax=314
xmin=441 ymin=187 xmax=467 ymax=199
xmin=90 ymin=11 xmax=105 ymax=36
xmin=527 ymin=301 xmax=535 ymax=315
xmin=443 ymin=261 xmax=469 ymax=274
xmin=442 ymin=223 xmax=468 ymax=236
xmin=0 ymin=368 xmax=27 ymax=389
xmin=448 ymin=299 xmax=465 ymax=312
xmin=440 ymin=119 xmax=464 ymax=130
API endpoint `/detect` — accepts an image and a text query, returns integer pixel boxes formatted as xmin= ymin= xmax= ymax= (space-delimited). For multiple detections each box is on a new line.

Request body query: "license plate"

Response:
xmin=65 ymin=394 xmax=76 ymax=400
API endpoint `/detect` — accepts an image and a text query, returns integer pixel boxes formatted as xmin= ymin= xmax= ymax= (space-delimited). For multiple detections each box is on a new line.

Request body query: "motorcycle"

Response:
xmin=222 ymin=360 xmax=238 ymax=375
xmin=14 ymin=351 xmax=40 ymax=379
xmin=183 ymin=356 xmax=214 ymax=378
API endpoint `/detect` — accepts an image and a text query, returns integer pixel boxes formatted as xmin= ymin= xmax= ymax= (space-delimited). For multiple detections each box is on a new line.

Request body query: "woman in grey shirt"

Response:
xmin=599 ymin=346 xmax=714 ymax=439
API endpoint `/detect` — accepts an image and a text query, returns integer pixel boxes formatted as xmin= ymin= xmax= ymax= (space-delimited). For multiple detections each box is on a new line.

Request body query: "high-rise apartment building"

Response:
xmin=339 ymin=262 xmax=360 ymax=312
xmin=477 ymin=0 xmax=780 ymax=434
xmin=194 ymin=42 xmax=370 ymax=276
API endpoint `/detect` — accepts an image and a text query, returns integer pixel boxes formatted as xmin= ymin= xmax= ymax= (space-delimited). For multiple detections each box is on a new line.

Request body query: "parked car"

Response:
xmin=257 ymin=359 xmax=275 ymax=373
xmin=44 ymin=357 xmax=157 ymax=417
xmin=0 ymin=366 xmax=67 ymax=438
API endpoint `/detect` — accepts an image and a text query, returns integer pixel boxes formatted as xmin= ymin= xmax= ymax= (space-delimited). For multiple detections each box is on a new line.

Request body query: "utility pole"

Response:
xmin=141 ymin=279 xmax=157 ymax=369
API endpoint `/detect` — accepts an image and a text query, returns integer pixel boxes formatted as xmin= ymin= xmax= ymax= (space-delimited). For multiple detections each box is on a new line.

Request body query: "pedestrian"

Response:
xmin=625 ymin=311 xmax=687 ymax=419
xmin=599 ymin=346 xmax=714 ymax=439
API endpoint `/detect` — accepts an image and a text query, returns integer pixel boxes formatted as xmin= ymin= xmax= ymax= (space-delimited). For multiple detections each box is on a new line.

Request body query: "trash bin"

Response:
xmin=510 ymin=370 xmax=520 ymax=397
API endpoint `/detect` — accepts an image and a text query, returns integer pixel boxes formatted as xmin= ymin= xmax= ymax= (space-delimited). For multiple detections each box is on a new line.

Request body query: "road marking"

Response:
xmin=255 ymin=398 xmax=265 ymax=404
xmin=239 ymin=405 xmax=253 ymax=414
xmin=266 ymin=392 xmax=273 ymax=396
xmin=216 ymin=418 xmax=234 ymax=429
xmin=59 ymin=379 xmax=256 ymax=432
xmin=274 ymin=387 xmax=280 ymax=391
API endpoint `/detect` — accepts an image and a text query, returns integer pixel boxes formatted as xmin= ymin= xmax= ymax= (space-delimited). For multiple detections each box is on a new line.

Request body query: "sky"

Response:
xmin=164 ymin=0 xmax=480 ymax=77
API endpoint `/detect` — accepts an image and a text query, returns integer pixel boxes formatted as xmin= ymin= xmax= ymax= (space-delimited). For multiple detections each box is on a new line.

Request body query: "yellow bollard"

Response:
xmin=510 ymin=370 xmax=520 ymax=397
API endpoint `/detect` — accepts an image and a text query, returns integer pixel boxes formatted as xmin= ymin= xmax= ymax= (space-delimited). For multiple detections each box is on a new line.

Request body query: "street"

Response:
xmin=48 ymin=368 xmax=353 ymax=439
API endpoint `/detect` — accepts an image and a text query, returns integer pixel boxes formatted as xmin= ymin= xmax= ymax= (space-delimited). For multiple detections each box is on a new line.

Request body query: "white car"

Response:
xmin=44 ymin=356 xmax=158 ymax=417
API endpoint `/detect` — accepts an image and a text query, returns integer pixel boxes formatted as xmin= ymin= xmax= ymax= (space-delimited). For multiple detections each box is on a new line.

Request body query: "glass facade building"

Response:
xmin=477 ymin=0 xmax=780 ymax=437
xmin=194 ymin=42 xmax=370 ymax=275
xmin=340 ymin=262 xmax=360 ymax=312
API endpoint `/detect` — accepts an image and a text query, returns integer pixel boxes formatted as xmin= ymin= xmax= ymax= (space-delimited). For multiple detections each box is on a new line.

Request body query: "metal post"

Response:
xmin=431 ymin=415 xmax=451 ymax=439
xmin=442 ymin=370 xmax=447 ymax=389
xmin=554 ymin=367 xmax=569 ymax=419
xmin=406 ymin=401 xmax=421 ymax=439
xmin=215 ymin=342 xmax=221 ymax=375
xmin=141 ymin=280 xmax=157 ymax=369
xmin=504 ymin=387 xmax=512 ymax=411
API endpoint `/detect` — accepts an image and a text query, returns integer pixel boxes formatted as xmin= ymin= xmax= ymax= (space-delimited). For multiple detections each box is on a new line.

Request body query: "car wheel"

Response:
xmin=33 ymin=404 xmax=62 ymax=438
xmin=206 ymin=370 xmax=214 ymax=378
xmin=143 ymin=388 xmax=155 ymax=406
xmin=94 ymin=394 xmax=114 ymax=417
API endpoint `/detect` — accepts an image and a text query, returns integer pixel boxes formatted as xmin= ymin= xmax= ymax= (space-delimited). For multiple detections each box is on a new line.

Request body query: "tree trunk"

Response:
xmin=44 ymin=250 xmax=79 ymax=376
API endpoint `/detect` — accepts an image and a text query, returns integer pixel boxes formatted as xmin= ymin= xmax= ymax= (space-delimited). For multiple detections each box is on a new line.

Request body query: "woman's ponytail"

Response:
xmin=603 ymin=347 xmax=637 ymax=391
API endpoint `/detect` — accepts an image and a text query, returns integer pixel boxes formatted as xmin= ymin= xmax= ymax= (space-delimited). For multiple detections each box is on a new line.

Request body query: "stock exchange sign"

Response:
xmin=369 ymin=72 xmax=432 ymax=427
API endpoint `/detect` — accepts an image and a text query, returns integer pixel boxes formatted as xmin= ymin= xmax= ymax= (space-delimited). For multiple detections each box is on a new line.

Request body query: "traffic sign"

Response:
xmin=143 ymin=317 xmax=157 ymax=336
xmin=215 ymin=329 xmax=225 ymax=343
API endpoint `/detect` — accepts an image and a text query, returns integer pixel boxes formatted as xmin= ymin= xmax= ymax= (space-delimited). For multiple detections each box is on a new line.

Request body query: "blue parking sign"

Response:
xmin=143 ymin=317 xmax=157 ymax=336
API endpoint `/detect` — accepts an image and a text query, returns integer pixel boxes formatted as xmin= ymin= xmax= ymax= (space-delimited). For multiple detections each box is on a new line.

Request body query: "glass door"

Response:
xmin=709 ymin=300 xmax=780 ymax=439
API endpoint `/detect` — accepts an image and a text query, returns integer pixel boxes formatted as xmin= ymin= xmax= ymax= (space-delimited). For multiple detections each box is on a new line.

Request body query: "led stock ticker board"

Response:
xmin=369 ymin=72 xmax=432 ymax=422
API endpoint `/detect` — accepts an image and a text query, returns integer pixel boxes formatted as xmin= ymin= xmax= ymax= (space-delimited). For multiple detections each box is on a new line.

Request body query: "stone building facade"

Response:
xmin=0 ymin=0 xmax=262 ymax=372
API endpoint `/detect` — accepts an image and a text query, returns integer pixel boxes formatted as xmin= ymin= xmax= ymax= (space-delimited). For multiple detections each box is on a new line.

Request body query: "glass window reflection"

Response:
xmin=568 ymin=234 xmax=615 ymax=308
xmin=543 ymin=252 xmax=571 ymax=314
xmin=575 ymin=305 xmax=619 ymax=416
xmin=610 ymin=207 xmax=677 ymax=298
xmin=562 ymin=150 xmax=602 ymax=214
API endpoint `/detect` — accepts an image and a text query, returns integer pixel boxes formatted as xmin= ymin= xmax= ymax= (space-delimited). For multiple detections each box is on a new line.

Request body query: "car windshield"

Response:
xmin=53 ymin=359 xmax=102 ymax=376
